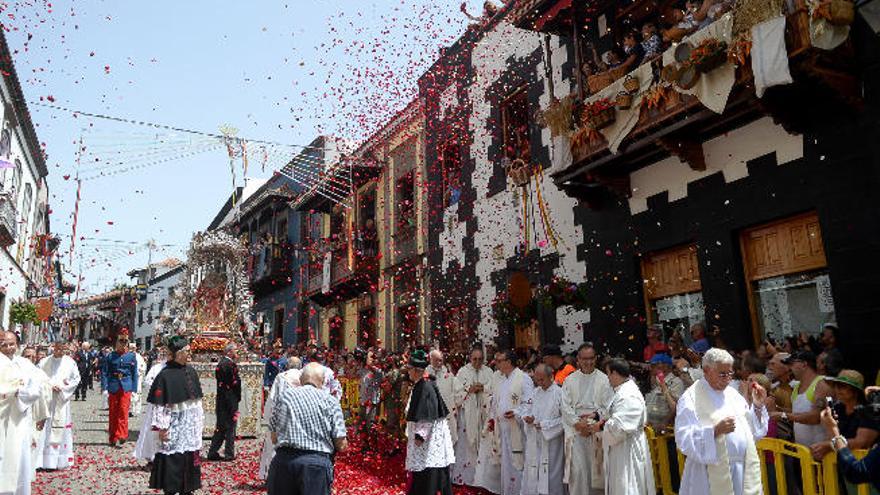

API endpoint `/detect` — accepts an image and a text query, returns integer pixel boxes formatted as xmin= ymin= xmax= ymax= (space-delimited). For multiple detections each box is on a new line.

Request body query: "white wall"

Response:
xmin=436 ymin=23 xmax=587 ymax=352
xmin=134 ymin=267 xmax=184 ymax=350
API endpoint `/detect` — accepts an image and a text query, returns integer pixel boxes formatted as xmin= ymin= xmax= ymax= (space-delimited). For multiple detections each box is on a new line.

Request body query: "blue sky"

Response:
xmin=4 ymin=0 xmax=478 ymax=296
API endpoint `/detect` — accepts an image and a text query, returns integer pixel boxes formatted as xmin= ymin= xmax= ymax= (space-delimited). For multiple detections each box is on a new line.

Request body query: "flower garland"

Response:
xmin=492 ymin=277 xmax=589 ymax=327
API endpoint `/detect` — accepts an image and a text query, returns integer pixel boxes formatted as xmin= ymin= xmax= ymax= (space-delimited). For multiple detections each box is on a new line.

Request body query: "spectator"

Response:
xmin=688 ymin=323 xmax=710 ymax=355
xmin=810 ymin=370 xmax=879 ymax=461
xmin=643 ymin=324 xmax=667 ymax=362
xmin=541 ymin=344 xmax=575 ymax=385
xmin=774 ymin=351 xmax=832 ymax=448
xmin=644 ymin=353 xmax=684 ymax=431
xmin=767 ymin=352 xmax=794 ymax=440
xmin=820 ymin=405 xmax=880 ymax=491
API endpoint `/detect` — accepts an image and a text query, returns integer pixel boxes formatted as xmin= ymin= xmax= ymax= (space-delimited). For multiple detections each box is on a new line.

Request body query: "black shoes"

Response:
xmin=206 ymin=453 xmax=234 ymax=462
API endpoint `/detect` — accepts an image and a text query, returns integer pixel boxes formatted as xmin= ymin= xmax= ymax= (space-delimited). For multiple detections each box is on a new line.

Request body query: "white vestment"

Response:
xmin=133 ymin=362 xmax=166 ymax=462
xmin=675 ymin=379 xmax=768 ymax=495
xmin=489 ymin=367 xmax=533 ymax=495
xmin=427 ymin=364 xmax=457 ymax=444
xmin=561 ymin=369 xmax=613 ymax=495
xmin=518 ymin=383 xmax=564 ymax=495
xmin=474 ymin=370 xmax=503 ymax=494
xmin=37 ymin=355 xmax=80 ymax=469
xmin=130 ymin=352 xmax=147 ymax=414
xmin=601 ymin=379 xmax=656 ymax=495
xmin=451 ymin=363 xmax=494 ymax=486
xmin=259 ymin=369 xmax=301 ymax=480
xmin=1 ymin=354 xmax=50 ymax=495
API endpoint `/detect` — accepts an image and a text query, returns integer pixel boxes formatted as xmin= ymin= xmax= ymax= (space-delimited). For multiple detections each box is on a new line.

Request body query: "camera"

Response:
xmin=855 ymin=390 xmax=880 ymax=423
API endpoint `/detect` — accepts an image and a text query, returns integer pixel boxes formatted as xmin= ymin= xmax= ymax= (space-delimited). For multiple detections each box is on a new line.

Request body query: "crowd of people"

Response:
xmin=2 ymin=321 xmax=879 ymax=495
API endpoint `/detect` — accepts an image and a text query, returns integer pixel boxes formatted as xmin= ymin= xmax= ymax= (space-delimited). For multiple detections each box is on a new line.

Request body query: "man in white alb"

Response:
xmin=452 ymin=346 xmax=494 ymax=487
xmin=675 ymin=348 xmax=768 ymax=495
xmin=487 ymin=349 xmax=533 ymax=495
xmin=561 ymin=342 xmax=613 ymax=495
xmin=0 ymin=331 xmax=50 ymax=495
xmin=518 ymin=364 xmax=564 ymax=495
xmin=37 ymin=341 xmax=80 ymax=470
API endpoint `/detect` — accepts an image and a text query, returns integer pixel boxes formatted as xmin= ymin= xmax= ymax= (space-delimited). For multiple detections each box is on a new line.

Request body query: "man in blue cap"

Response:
xmin=643 ymin=353 xmax=685 ymax=431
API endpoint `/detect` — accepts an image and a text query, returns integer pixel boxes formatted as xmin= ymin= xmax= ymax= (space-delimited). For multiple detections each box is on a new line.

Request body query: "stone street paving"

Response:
xmin=31 ymin=389 xmax=479 ymax=495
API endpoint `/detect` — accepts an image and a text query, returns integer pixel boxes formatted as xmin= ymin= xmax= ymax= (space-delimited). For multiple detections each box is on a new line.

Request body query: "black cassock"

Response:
xmin=406 ymin=377 xmax=453 ymax=495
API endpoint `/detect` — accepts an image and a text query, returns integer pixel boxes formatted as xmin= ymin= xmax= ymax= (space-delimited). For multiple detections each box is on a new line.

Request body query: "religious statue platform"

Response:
xmin=192 ymin=361 xmax=263 ymax=438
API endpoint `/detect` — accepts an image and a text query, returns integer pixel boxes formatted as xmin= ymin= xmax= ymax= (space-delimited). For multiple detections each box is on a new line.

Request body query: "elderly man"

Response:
xmin=592 ymin=359 xmax=655 ymax=495
xmin=208 ymin=343 xmax=242 ymax=462
xmin=259 ymin=356 xmax=303 ymax=480
xmin=561 ymin=342 xmax=613 ymax=495
xmin=675 ymin=348 xmax=768 ymax=495
xmin=37 ymin=341 xmax=81 ymax=470
xmin=0 ymin=331 xmax=50 ymax=495
xmin=488 ymin=349 xmax=533 ymax=495
xmin=268 ymin=362 xmax=348 ymax=495
xmin=427 ymin=349 xmax=457 ymax=444
xmin=452 ymin=346 xmax=494 ymax=487
xmin=519 ymin=364 xmax=564 ymax=495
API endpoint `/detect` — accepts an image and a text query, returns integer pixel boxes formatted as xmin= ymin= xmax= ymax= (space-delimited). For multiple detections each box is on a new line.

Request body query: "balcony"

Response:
xmin=304 ymin=240 xmax=379 ymax=306
xmin=0 ymin=191 xmax=17 ymax=248
xmin=545 ymin=3 xmax=860 ymax=201
xmin=250 ymin=242 xmax=294 ymax=296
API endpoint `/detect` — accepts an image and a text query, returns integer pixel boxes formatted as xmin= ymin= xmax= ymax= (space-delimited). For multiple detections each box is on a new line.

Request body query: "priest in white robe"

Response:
xmin=561 ymin=343 xmax=613 ymax=495
xmin=675 ymin=348 xmax=768 ymax=495
xmin=37 ymin=342 xmax=81 ymax=470
xmin=129 ymin=344 xmax=147 ymax=415
xmin=591 ymin=358 xmax=655 ymax=495
xmin=258 ymin=357 xmax=302 ymax=480
xmin=0 ymin=331 xmax=50 ymax=495
xmin=473 ymin=368 xmax=503 ymax=494
xmin=487 ymin=349 xmax=533 ymax=495
xmin=133 ymin=346 xmax=168 ymax=464
xmin=452 ymin=346 xmax=494 ymax=487
xmin=518 ymin=364 xmax=564 ymax=495
xmin=427 ymin=350 xmax=457 ymax=444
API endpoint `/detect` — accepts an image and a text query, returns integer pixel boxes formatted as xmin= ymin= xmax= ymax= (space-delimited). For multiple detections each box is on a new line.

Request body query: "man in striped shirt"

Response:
xmin=268 ymin=362 xmax=348 ymax=495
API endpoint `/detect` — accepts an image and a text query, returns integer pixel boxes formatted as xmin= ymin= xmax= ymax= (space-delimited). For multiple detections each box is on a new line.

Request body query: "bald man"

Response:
xmin=0 ymin=331 xmax=50 ymax=495
xmin=427 ymin=350 xmax=457 ymax=445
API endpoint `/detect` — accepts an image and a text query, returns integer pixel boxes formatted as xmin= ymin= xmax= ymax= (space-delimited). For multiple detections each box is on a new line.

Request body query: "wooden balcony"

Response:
xmin=552 ymin=4 xmax=861 ymax=202
xmin=250 ymin=243 xmax=295 ymax=297
xmin=304 ymin=243 xmax=379 ymax=306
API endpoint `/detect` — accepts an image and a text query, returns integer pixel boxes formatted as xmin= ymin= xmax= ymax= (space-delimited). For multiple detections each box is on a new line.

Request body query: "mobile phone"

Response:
xmin=825 ymin=397 xmax=836 ymax=418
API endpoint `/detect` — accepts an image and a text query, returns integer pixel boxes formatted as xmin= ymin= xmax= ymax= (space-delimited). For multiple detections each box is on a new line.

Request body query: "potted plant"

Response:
xmin=9 ymin=300 xmax=40 ymax=326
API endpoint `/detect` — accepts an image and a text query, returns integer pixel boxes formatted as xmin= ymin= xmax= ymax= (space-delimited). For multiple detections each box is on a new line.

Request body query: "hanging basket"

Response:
xmin=541 ymin=95 xmax=575 ymax=137
xmin=677 ymin=65 xmax=701 ymax=89
xmin=588 ymin=72 xmax=615 ymax=94
xmin=615 ymin=91 xmax=634 ymax=110
xmin=690 ymin=39 xmax=729 ymax=73
xmin=623 ymin=74 xmax=641 ymax=94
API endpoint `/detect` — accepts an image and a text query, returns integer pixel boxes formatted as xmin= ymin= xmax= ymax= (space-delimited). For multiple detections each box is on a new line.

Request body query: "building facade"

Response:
xmin=129 ymin=259 xmax=185 ymax=351
xmin=0 ymin=31 xmax=55 ymax=340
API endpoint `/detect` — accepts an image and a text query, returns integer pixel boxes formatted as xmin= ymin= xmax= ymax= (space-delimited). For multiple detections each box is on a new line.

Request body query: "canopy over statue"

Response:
xmin=165 ymin=230 xmax=256 ymax=357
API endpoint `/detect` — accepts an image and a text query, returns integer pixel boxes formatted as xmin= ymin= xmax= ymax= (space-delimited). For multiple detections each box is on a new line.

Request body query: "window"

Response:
xmin=138 ymin=308 xmax=144 ymax=326
xmin=398 ymin=303 xmax=419 ymax=349
xmin=145 ymin=336 xmax=152 ymax=351
xmin=396 ymin=171 xmax=416 ymax=240
xmin=329 ymin=314 xmax=344 ymax=349
xmin=358 ymin=307 xmax=376 ymax=348
xmin=641 ymin=244 xmax=704 ymax=341
xmin=501 ymin=86 xmax=531 ymax=163
xmin=740 ymin=212 xmax=834 ymax=344
xmin=273 ymin=307 xmax=285 ymax=342
xmin=440 ymin=141 xmax=462 ymax=207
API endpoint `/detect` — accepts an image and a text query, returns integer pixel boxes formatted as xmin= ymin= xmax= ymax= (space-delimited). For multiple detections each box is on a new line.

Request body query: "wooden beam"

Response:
xmin=656 ymin=136 xmax=706 ymax=171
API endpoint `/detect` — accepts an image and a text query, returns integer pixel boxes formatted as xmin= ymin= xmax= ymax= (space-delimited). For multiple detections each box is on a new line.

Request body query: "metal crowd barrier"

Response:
xmin=644 ymin=426 xmax=873 ymax=495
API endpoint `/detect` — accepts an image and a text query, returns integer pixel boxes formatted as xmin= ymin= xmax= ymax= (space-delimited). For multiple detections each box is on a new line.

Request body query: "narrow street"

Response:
xmin=30 ymin=391 xmax=423 ymax=495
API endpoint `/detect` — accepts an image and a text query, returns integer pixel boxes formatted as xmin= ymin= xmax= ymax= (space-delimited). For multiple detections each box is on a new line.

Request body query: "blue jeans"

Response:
xmin=267 ymin=448 xmax=333 ymax=495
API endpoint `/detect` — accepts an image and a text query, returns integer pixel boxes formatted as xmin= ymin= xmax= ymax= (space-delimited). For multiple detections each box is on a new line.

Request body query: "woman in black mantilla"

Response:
xmin=405 ymin=349 xmax=455 ymax=495
xmin=147 ymin=336 xmax=204 ymax=495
